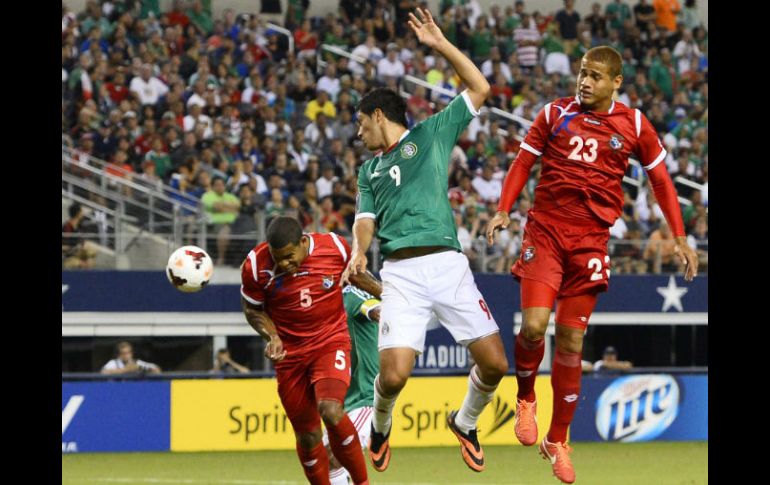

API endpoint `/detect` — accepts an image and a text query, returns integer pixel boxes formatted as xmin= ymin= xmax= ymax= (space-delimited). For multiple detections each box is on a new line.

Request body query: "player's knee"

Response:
xmin=478 ymin=356 xmax=509 ymax=384
xmin=521 ymin=320 xmax=548 ymax=340
xmin=296 ymin=431 xmax=321 ymax=449
xmin=555 ymin=326 xmax=584 ymax=353
xmin=318 ymin=400 xmax=345 ymax=425
xmin=378 ymin=370 xmax=408 ymax=395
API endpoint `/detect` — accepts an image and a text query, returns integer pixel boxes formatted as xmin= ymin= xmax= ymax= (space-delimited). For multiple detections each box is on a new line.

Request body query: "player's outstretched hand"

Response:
xmin=341 ymin=251 xmax=368 ymax=287
xmin=407 ymin=8 xmax=446 ymax=49
xmin=486 ymin=211 xmax=511 ymax=245
xmin=265 ymin=337 xmax=287 ymax=362
xmin=674 ymin=237 xmax=698 ymax=281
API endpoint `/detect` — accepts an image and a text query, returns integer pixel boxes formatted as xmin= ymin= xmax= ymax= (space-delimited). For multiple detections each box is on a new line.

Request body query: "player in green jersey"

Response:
xmin=323 ymin=284 xmax=382 ymax=485
xmin=342 ymin=7 xmax=509 ymax=474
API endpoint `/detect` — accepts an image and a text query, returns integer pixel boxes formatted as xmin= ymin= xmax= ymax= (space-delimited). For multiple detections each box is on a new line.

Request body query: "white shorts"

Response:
xmin=322 ymin=406 xmax=374 ymax=449
xmin=378 ymin=250 xmax=500 ymax=353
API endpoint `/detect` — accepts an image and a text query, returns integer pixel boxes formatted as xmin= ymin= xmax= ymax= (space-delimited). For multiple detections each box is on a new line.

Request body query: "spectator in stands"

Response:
xmin=644 ymin=220 xmax=681 ymax=273
xmin=211 ymin=348 xmax=250 ymax=374
xmin=377 ymin=43 xmax=406 ymax=81
xmin=304 ymin=112 xmax=334 ymax=152
xmin=130 ymin=63 xmax=169 ymax=106
xmin=472 ymin=164 xmax=502 ymax=204
xmin=62 ymin=203 xmax=99 ymax=269
xmin=304 ymin=89 xmax=336 ymax=122
xmin=61 ymin=0 xmax=706 ymax=276
xmin=202 ymin=176 xmax=241 ymax=265
xmin=554 ymin=0 xmax=581 ymax=56
xmin=513 ymin=13 xmax=542 ymax=71
xmin=593 ymin=346 xmax=633 ymax=372
xmin=101 ymin=341 xmax=161 ymax=375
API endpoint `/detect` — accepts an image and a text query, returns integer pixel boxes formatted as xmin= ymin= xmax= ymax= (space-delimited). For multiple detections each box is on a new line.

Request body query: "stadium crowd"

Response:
xmin=62 ymin=0 xmax=708 ymax=274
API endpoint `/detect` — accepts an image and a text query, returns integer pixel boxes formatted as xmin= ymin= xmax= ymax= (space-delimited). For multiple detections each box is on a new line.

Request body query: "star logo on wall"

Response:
xmin=656 ymin=275 xmax=688 ymax=312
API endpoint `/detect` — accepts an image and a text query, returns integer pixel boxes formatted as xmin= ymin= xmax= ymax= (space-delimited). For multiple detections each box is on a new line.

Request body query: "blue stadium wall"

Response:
xmin=62 ymin=271 xmax=707 ymax=452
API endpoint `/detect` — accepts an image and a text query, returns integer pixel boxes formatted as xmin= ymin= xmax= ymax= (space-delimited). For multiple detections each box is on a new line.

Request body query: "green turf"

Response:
xmin=62 ymin=442 xmax=707 ymax=485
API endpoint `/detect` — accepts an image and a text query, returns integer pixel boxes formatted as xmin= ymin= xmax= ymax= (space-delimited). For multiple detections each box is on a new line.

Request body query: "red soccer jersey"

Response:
xmin=240 ymin=232 xmax=352 ymax=354
xmin=520 ymin=97 xmax=667 ymax=226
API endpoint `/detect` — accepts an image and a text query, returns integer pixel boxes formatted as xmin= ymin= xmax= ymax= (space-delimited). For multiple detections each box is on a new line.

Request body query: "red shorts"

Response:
xmin=275 ymin=343 xmax=352 ymax=434
xmin=512 ymin=208 xmax=611 ymax=299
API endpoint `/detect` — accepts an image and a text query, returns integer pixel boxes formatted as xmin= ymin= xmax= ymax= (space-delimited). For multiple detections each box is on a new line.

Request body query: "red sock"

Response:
xmin=548 ymin=349 xmax=582 ymax=443
xmin=327 ymin=415 xmax=368 ymax=485
xmin=296 ymin=441 xmax=331 ymax=485
xmin=515 ymin=333 xmax=545 ymax=402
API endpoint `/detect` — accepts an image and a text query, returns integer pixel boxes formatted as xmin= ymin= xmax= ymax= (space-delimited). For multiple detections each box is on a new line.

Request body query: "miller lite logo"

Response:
xmin=595 ymin=374 xmax=680 ymax=442
xmin=322 ymin=275 xmax=334 ymax=290
xmin=609 ymin=134 xmax=624 ymax=151
xmin=523 ymin=246 xmax=536 ymax=262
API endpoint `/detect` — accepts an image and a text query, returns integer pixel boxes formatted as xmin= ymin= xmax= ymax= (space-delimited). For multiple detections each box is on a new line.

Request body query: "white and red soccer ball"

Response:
xmin=166 ymin=246 xmax=213 ymax=293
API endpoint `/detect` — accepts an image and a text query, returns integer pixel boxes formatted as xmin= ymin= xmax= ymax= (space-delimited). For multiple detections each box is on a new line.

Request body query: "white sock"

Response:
xmin=454 ymin=365 xmax=498 ymax=434
xmin=329 ymin=467 xmax=350 ymax=485
xmin=372 ymin=374 xmax=399 ymax=434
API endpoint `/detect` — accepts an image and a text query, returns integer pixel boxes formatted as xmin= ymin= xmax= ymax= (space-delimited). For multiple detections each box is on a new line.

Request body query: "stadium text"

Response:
xmin=415 ymin=345 xmax=469 ymax=369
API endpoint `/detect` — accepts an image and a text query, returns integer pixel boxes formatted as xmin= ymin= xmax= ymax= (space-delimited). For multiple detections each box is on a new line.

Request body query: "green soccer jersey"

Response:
xmin=342 ymin=285 xmax=380 ymax=411
xmin=356 ymin=92 xmax=478 ymax=257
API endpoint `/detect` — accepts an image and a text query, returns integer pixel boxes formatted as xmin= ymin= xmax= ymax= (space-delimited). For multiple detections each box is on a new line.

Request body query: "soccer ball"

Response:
xmin=166 ymin=245 xmax=213 ymax=293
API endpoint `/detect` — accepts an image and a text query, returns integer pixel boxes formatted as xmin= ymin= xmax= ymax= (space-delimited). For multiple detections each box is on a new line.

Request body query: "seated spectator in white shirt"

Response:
xmin=183 ymin=103 xmax=213 ymax=139
xmin=317 ymin=64 xmax=342 ymax=102
xmin=316 ymin=163 xmax=338 ymax=199
xmin=593 ymin=346 xmax=633 ymax=372
xmin=350 ymin=35 xmax=384 ymax=76
xmin=377 ymin=43 xmax=405 ymax=81
xmin=129 ymin=63 xmax=169 ymax=106
xmin=101 ymin=341 xmax=161 ymax=375
xmin=471 ymin=165 xmax=503 ymax=203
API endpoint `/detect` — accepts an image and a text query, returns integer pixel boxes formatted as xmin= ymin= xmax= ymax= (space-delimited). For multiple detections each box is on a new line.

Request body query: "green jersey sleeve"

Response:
xmin=418 ymin=89 xmax=481 ymax=146
xmin=355 ymin=163 xmax=376 ymax=221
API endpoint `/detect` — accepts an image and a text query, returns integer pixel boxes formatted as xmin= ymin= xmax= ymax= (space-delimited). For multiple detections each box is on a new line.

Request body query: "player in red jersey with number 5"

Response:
xmin=486 ymin=46 xmax=698 ymax=484
xmin=240 ymin=217 xmax=380 ymax=485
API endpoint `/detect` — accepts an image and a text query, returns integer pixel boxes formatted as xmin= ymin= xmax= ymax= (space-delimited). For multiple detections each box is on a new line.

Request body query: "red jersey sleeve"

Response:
xmin=240 ymin=249 xmax=265 ymax=306
xmin=518 ymin=102 xmax=552 ymax=158
xmin=328 ymin=232 xmax=351 ymax=273
xmin=634 ymin=109 xmax=667 ymax=170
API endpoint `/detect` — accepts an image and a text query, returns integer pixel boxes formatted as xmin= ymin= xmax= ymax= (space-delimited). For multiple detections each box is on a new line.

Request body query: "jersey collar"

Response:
xmin=376 ymin=129 xmax=411 ymax=156
xmin=577 ymin=95 xmax=616 ymax=114
xmin=305 ymin=233 xmax=315 ymax=255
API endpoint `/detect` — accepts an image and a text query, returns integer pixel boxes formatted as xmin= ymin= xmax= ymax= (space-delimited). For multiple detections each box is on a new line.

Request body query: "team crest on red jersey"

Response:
xmin=523 ymin=246 xmax=536 ymax=262
xmin=322 ymin=275 xmax=334 ymax=289
xmin=609 ymin=134 xmax=624 ymax=151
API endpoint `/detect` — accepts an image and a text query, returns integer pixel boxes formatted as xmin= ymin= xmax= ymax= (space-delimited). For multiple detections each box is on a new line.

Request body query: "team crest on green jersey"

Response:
xmin=400 ymin=142 xmax=418 ymax=159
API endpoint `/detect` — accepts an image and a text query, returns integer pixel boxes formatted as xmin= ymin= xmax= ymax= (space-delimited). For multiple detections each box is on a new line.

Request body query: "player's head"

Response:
xmin=266 ymin=216 xmax=309 ymax=274
xmin=577 ymin=46 xmax=623 ymax=111
xmin=356 ymin=88 xmax=408 ymax=151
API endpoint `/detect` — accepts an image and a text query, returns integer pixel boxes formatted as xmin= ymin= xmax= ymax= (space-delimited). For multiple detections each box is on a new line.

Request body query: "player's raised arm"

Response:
xmin=408 ymin=8 xmax=490 ymax=110
xmin=240 ymin=297 xmax=287 ymax=362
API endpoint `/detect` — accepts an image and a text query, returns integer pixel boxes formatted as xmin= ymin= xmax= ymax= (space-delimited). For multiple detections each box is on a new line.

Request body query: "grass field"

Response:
xmin=62 ymin=442 xmax=707 ymax=485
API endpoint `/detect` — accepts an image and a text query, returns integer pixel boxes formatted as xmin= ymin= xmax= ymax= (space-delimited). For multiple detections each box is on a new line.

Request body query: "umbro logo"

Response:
xmin=563 ymin=394 xmax=578 ymax=403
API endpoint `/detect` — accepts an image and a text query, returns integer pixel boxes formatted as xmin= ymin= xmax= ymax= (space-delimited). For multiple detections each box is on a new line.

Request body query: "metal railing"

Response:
xmin=266 ymin=22 xmax=294 ymax=56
